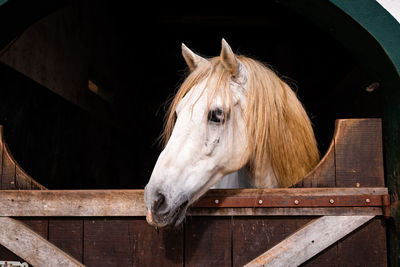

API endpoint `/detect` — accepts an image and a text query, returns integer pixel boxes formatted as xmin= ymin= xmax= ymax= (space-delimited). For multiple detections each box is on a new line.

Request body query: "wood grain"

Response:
xmin=0 ymin=217 xmax=83 ymax=267
xmin=0 ymin=188 xmax=387 ymax=217
xmin=49 ymin=219 xmax=83 ymax=263
xmin=1 ymin=144 xmax=16 ymax=190
xmin=298 ymin=139 xmax=335 ymax=188
xmin=0 ymin=126 xmax=3 ymax=187
xmin=338 ymin=218 xmax=387 ymax=266
xmin=232 ymin=217 xmax=310 ymax=266
xmin=129 ymin=219 xmax=183 ymax=267
xmin=244 ymin=216 xmax=374 ymax=267
xmin=335 ymin=119 xmax=384 ymax=187
xmin=83 ymin=219 xmax=132 ymax=266
xmin=185 ymin=217 xmax=232 ymax=267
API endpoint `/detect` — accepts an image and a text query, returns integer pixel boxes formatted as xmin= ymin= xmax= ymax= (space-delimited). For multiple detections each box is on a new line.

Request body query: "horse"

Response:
xmin=144 ymin=39 xmax=320 ymax=228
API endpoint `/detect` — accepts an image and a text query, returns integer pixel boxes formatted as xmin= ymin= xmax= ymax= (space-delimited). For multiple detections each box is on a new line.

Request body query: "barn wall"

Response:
xmin=0 ymin=2 xmax=109 ymax=120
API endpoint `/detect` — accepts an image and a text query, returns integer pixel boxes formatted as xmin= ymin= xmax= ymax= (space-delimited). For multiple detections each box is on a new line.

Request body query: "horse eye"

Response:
xmin=208 ymin=108 xmax=225 ymax=124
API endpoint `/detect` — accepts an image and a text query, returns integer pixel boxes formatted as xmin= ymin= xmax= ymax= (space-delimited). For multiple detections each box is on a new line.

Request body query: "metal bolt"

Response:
xmin=366 ymin=198 xmax=371 ymax=203
xmin=329 ymin=199 xmax=335 ymax=204
xmin=215 ymin=199 xmax=219 ymax=204
xmin=258 ymin=199 xmax=263 ymax=205
xmin=294 ymin=200 xmax=299 ymax=205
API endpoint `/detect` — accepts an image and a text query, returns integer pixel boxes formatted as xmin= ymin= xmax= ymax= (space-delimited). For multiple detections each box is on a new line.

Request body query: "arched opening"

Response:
xmin=0 ymin=1 xmax=392 ymax=191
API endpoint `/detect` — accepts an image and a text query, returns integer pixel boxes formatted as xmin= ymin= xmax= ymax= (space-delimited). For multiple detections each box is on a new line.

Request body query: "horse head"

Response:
xmin=144 ymin=39 xmax=319 ymax=227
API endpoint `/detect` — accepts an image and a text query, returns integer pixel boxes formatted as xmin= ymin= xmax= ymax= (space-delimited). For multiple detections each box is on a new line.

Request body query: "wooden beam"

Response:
xmin=244 ymin=215 xmax=374 ymax=266
xmin=0 ymin=217 xmax=84 ymax=267
xmin=0 ymin=188 xmax=387 ymax=217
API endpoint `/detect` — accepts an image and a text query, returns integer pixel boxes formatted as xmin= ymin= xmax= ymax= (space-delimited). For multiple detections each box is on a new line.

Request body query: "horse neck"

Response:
xmin=213 ymin=164 xmax=279 ymax=189
xmin=248 ymin=160 xmax=279 ymax=188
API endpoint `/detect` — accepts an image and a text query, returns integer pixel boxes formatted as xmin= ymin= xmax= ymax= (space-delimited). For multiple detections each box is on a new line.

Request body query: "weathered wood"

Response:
xmin=83 ymin=218 xmax=184 ymax=266
xmin=190 ymin=207 xmax=383 ymax=217
xmin=83 ymin=219 xmax=132 ymax=266
xmin=0 ymin=126 xmax=3 ymax=187
xmin=185 ymin=217 xmax=232 ymax=267
xmin=232 ymin=217 xmax=311 ymax=266
xmin=0 ymin=217 xmax=84 ymax=267
xmin=298 ymin=139 xmax=336 ymax=187
xmin=335 ymin=119 xmax=384 ymax=187
xmin=337 ymin=218 xmax=387 ymax=266
xmin=333 ymin=119 xmax=387 ymax=266
xmin=129 ymin=219 xmax=183 ymax=266
xmin=49 ymin=219 xmax=83 ymax=263
xmin=244 ymin=215 xmax=374 ymax=267
xmin=0 ymin=188 xmax=388 ymax=217
xmin=1 ymin=144 xmax=16 ymax=190
xmin=0 ymin=126 xmax=45 ymax=190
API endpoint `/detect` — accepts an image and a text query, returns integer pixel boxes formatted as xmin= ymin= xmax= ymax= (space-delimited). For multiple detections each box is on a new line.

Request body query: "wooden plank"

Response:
xmin=0 ymin=217 xmax=84 ymax=267
xmin=244 ymin=215 xmax=374 ymax=267
xmin=195 ymin=194 xmax=385 ymax=208
xmin=49 ymin=219 xmax=83 ymax=263
xmin=334 ymin=119 xmax=387 ymax=266
xmin=185 ymin=217 xmax=231 ymax=267
xmin=15 ymin=164 xmax=33 ymax=190
xmin=338 ymin=218 xmax=387 ymax=266
xmin=0 ymin=126 xmax=3 ymax=188
xmin=0 ymin=188 xmax=387 ymax=216
xmin=83 ymin=219 xmax=132 ymax=266
xmin=0 ymin=125 xmax=45 ymax=190
xmin=129 ymin=219 xmax=183 ymax=266
xmin=335 ymin=119 xmax=384 ymax=187
xmin=232 ymin=217 xmax=311 ymax=266
xmin=1 ymin=145 xmax=16 ymax=190
xmin=189 ymin=207 xmax=383 ymax=216
xmin=20 ymin=218 xmax=49 ymax=239
xmin=297 ymin=139 xmax=335 ymax=187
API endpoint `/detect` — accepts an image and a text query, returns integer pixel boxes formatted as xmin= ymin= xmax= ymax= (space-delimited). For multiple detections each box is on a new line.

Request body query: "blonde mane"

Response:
xmin=162 ymin=55 xmax=320 ymax=188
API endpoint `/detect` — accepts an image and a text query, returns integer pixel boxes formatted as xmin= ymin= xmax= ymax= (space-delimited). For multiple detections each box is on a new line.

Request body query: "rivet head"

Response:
xmin=329 ymin=199 xmax=334 ymax=204
xmin=366 ymin=198 xmax=371 ymax=203
xmin=258 ymin=199 xmax=263 ymax=205
xmin=214 ymin=199 xmax=219 ymax=204
xmin=294 ymin=200 xmax=299 ymax=205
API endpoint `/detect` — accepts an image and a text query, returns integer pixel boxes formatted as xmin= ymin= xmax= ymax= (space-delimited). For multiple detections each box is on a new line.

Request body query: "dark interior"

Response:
xmin=0 ymin=0 xmax=382 ymax=189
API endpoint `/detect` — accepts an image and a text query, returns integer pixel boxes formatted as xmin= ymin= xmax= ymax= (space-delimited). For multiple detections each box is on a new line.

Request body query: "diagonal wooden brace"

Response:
xmin=244 ymin=215 xmax=374 ymax=266
xmin=0 ymin=217 xmax=85 ymax=267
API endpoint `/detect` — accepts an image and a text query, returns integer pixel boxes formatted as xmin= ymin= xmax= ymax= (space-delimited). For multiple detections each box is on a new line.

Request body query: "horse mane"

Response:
xmin=161 ymin=55 xmax=320 ymax=188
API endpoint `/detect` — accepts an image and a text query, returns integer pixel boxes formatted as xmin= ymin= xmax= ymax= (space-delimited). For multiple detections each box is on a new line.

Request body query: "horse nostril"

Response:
xmin=153 ymin=193 xmax=166 ymax=213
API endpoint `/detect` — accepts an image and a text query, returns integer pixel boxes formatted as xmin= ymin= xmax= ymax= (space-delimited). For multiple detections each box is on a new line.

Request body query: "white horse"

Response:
xmin=144 ymin=39 xmax=319 ymax=227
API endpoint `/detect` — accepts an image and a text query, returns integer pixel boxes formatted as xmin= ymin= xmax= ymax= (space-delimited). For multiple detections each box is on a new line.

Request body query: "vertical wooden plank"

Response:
xmin=297 ymin=140 xmax=336 ymax=188
xmin=338 ymin=218 xmax=387 ymax=266
xmin=0 ymin=126 xmax=47 ymax=266
xmin=233 ymin=217 xmax=309 ymax=267
xmin=335 ymin=119 xmax=384 ymax=187
xmin=0 ymin=126 xmax=3 ymax=187
xmin=84 ymin=218 xmax=132 ymax=266
xmin=15 ymin=165 xmax=32 ymax=189
xmin=1 ymin=145 xmax=16 ymax=189
xmin=20 ymin=218 xmax=49 ymax=239
xmin=185 ymin=217 xmax=231 ymax=267
xmin=49 ymin=219 xmax=83 ymax=263
xmin=0 ymin=135 xmax=21 ymax=263
xmin=129 ymin=219 xmax=183 ymax=266
xmin=334 ymin=119 xmax=386 ymax=266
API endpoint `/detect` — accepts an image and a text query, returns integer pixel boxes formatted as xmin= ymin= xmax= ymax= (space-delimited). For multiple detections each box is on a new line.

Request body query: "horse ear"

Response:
xmin=220 ymin=39 xmax=238 ymax=77
xmin=182 ymin=43 xmax=207 ymax=72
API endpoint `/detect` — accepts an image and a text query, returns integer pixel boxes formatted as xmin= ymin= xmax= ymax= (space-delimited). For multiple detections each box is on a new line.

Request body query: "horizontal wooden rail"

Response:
xmin=0 ymin=188 xmax=388 ymax=217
